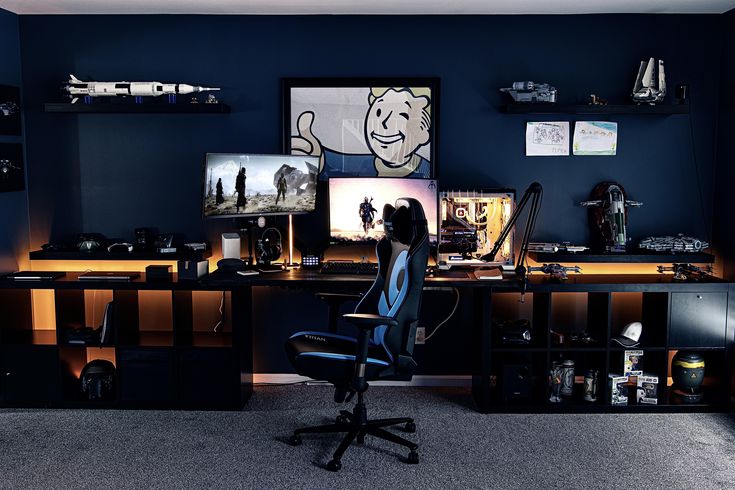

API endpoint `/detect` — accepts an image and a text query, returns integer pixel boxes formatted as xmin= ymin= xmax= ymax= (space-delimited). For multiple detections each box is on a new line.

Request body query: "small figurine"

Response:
xmin=205 ymin=93 xmax=219 ymax=104
xmin=190 ymin=97 xmax=199 ymax=104
xmin=63 ymin=74 xmax=220 ymax=104
xmin=632 ymin=58 xmax=666 ymax=105
xmin=588 ymin=94 xmax=608 ymax=106
xmin=500 ymin=81 xmax=557 ymax=103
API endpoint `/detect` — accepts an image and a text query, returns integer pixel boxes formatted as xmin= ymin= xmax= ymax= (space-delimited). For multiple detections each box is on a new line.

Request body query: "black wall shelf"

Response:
xmin=44 ymin=103 xmax=231 ymax=114
xmin=528 ymin=251 xmax=714 ymax=264
xmin=500 ymin=103 xmax=689 ymax=115
xmin=29 ymin=249 xmax=211 ymax=261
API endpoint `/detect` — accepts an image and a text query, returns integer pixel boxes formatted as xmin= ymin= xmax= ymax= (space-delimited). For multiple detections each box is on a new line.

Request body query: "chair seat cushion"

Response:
xmin=285 ymin=331 xmax=392 ymax=384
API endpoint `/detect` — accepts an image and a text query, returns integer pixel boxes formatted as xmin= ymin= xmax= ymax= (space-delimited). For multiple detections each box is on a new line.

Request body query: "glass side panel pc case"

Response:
xmin=439 ymin=190 xmax=515 ymax=267
xmin=328 ymin=177 xmax=438 ymax=245
xmin=203 ymin=153 xmax=319 ymax=218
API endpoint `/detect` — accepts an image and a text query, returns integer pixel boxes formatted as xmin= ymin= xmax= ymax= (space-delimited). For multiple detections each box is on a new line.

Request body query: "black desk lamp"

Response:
xmin=480 ymin=182 xmax=543 ymax=282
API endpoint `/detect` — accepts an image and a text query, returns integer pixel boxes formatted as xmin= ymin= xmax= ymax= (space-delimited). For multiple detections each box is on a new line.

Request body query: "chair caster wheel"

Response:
xmin=407 ymin=450 xmax=419 ymax=464
xmin=327 ymin=459 xmax=342 ymax=472
xmin=289 ymin=435 xmax=302 ymax=446
xmin=336 ymin=415 xmax=349 ymax=424
xmin=403 ymin=421 xmax=416 ymax=433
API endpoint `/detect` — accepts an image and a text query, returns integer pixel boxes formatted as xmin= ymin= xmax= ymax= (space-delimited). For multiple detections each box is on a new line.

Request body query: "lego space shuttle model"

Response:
xmin=64 ymin=74 xmax=220 ymax=103
xmin=632 ymin=58 xmax=666 ymax=104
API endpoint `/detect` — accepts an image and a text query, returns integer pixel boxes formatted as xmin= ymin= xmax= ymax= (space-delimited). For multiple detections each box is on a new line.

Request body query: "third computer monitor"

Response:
xmin=329 ymin=177 xmax=438 ymax=244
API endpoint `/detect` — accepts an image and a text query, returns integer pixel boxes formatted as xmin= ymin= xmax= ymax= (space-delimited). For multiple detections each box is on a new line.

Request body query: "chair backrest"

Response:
xmin=355 ymin=198 xmax=429 ymax=377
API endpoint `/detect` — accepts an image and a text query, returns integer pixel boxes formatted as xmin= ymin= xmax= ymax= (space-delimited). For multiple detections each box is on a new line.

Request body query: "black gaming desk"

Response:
xmin=0 ymin=270 xmax=731 ymax=412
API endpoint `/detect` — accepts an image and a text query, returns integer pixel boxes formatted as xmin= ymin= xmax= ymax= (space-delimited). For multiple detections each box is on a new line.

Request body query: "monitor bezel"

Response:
xmin=327 ymin=176 xmax=439 ymax=245
xmin=202 ymin=152 xmax=320 ymax=219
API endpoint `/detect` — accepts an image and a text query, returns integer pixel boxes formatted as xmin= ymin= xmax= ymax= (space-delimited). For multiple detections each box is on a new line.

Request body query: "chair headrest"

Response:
xmin=382 ymin=198 xmax=428 ymax=246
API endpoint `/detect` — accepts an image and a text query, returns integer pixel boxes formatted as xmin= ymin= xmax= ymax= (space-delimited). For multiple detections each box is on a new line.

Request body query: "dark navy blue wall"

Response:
xmin=715 ymin=9 xmax=735 ymax=280
xmin=0 ymin=8 xmax=28 ymax=273
xmin=17 ymin=14 xmax=726 ymax=373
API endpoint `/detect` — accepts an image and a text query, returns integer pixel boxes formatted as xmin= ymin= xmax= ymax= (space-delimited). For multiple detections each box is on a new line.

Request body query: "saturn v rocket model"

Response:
xmin=64 ymin=74 xmax=220 ymax=103
xmin=632 ymin=58 xmax=666 ymax=104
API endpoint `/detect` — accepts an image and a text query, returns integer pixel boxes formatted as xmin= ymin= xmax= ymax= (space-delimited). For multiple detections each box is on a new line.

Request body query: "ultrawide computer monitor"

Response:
xmin=203 ymin=153 xmax=319 ymax=218
xmin=329 ymin=177 xmax=438 ymax=244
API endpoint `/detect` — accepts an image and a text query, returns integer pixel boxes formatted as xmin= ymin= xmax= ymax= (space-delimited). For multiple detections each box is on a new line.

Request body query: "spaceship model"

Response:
xmin=657 ymin=263 xmax=712 ymax=281
xmin=632 ymin=58 xmax=666 ymax=104
xmin=639 ymin=234 xmax=709 ymax=253
xmin=580 ymin=182 xmax=642 ymax=253
xmin=500 ymin=81 xmax=557 ymax=103
xmin=0 ymin=158 xmax=20 ymax=177
xmin=0 ymin=101 xmax=19 ymax=116
xmin=64 ymin=74 xmax=220 ymax=103
xmin=528 ymin=263 xmax=582 ymax=280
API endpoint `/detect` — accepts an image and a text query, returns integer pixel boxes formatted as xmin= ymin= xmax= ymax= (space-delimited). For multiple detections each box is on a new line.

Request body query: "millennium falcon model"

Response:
xmin=639 ymin=234 xmax=709 ymax=253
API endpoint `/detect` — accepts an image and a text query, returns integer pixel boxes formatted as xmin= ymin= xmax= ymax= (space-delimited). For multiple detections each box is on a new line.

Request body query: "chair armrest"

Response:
xmin=342 ymin=313 xmax=397 ymax=330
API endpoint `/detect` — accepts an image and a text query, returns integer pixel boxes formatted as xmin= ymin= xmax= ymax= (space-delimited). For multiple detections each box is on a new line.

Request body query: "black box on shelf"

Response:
xmin=178 ymin=260 xmax=208 ymax=281
xmin=146 ymin=265 xmax=172 ymax=282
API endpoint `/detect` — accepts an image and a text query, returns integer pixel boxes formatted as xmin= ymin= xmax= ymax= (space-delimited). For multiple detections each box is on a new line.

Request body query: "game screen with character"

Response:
xmin=439 ymin=191 xmax=514 ymax=264
xmin=203 ymin=154 xmax=318 ymax=217
xmin=328 ymin=177 xmax=438 ymax=244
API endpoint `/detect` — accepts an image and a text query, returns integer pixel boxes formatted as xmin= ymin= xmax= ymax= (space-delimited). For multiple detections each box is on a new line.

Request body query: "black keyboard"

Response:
xmin=320 ymin=261 xmax=379 ymax=275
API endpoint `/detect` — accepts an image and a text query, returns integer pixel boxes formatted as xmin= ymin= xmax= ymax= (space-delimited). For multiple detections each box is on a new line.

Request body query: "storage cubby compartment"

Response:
xmin=665 ymin=349 xmax=727 ymax=406
xmin=0 ymin=345 xmax=60 ymax=404
xmin=491 ymin=292 xmax=548 ymax=349
xmin=59 ymin=346 xmax=117 ymax=403
xmin=0 ymin=289 xmax=52 ymax=345
xmin=175 ymin=291 xmax=232 ymax=348
xmin=117 ymin=348 xmax=176 ymax=407
xmin=669 ymin=293 xmax=727 ymax=348
xmin=135 ymin=290 xmax=174 ymax=347
xmin=178 ymin=348 xmax=238 ymax=409
xmin=488 ymin=352 xmax=547 ymax=405
xmin=548 ymin=351 xmax=607 ymax=406
xmin=610 ymin=292 xmax=667 ymax=349
xmin=549 ymin=292 xmax=608 ymax=349
xmin=55 ymin=289 xmax=119 ymax=346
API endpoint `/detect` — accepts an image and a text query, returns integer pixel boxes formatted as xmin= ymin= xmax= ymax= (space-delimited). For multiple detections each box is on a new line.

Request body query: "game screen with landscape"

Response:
xmin=329 ymin=177 xmax=438 ymax=244
xmin=203 ymin=154 xmax=318 ymax=217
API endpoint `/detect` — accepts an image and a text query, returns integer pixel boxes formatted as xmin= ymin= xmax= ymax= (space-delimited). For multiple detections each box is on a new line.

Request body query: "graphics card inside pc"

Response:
xmin=439 ymin=190 xmax=515 ymax=267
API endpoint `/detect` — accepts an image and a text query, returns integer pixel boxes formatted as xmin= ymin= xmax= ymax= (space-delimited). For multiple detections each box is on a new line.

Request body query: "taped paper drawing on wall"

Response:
xmin=573 ymin=121 xmax=618 ymax=156
xmin=525 ymin=121 xmax=569 ymax=156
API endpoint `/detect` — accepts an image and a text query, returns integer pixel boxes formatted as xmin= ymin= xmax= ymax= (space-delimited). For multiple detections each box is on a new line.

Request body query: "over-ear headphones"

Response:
xmin=257 ymin=227 xmax=282 ymax=265
xmin=80 ymin=359 xmax=116 ymax=401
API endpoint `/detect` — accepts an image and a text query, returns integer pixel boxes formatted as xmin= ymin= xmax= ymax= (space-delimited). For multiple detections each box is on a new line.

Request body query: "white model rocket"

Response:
xmin=64 ymin=74 xmax=220 ymax=103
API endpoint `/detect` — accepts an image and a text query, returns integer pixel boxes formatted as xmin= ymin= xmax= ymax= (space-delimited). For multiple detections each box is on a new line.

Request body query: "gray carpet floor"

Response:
xmin=1 ymin=386 xmax=734 ymax=489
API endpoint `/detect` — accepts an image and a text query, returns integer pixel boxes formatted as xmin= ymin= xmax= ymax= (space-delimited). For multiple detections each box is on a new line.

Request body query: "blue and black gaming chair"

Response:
xmin=285 ymin=198 xmax=429 ymax=471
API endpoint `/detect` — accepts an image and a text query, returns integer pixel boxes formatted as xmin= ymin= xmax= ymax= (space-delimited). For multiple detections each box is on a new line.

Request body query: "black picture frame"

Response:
xmin=0 ymin=143 xmax=25 ymax=193
xmin=0 ymin=85 xmax=22 ymax=136
xmin=282 ymin=77 xmax=439 ymax=180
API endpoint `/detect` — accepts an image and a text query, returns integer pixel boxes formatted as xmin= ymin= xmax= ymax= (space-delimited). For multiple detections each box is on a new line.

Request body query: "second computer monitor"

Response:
xmin=329 ymin=177 xmax=438 ymax=244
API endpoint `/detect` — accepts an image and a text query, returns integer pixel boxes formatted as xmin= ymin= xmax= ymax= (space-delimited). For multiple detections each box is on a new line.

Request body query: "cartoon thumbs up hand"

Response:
xmin=291 ymin=111 xmax=325 ymax=172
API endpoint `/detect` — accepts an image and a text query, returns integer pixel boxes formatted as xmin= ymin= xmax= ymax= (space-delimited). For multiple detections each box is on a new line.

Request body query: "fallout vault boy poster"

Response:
xmin=285 ymin=79 xmax=437 ymax=179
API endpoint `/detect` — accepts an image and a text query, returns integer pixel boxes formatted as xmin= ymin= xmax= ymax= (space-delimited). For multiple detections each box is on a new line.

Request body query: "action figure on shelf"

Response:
xmin=275 ymin=172 xmax=288 ymax=205
xmin=359 ymin=197 xmax=378 ymax=234
xmin=235 ymin=167 xmax=247 ymax=212
xmin=215 ymin=177 xmax=224 ymax=205
xmin=549 ymin=362 xmax=563 ymax=403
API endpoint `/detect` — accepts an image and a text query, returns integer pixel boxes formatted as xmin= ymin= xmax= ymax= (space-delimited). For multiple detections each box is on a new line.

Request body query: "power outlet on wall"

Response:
xmin=416 ymin=327 xmax=426 ymax=344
